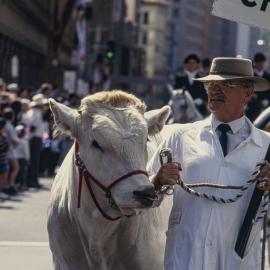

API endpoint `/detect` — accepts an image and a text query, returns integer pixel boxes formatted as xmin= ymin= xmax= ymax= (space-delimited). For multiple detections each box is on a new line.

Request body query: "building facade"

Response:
xmin=167 ymin=0 xmax=237 ymax=74
xmin=0 ymin=0 xmax=75 ymax=89
xmin=138 ymin=0 xmax=169 ymax=79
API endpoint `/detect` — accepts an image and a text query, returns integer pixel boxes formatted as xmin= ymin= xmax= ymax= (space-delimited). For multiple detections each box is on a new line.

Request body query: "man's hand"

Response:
xmin=257 ymin=163 xmax=270 ymax=191
xmin=152 ymin=162 xmax=181 ymax=190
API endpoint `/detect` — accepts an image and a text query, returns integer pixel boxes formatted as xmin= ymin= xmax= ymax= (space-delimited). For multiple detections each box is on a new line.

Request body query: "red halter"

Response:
xmin=74 ymin=141 xmax=149 ymax=221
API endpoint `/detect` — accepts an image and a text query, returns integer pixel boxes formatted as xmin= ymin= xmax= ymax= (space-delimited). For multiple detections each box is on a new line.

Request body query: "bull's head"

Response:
xmin=49 ymin=91 xmax=170 ymax=217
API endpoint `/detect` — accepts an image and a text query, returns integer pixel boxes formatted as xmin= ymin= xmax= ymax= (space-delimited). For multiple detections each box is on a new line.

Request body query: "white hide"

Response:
xmin=47 ymin=93 xmax=173 ymax=270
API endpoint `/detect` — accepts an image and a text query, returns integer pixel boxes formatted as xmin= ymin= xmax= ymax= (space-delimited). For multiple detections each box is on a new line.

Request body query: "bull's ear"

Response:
xmin=49 ymin=99 xmax=79 ymax=137
xmin=145 ymin=105 xmax=171 ymax=135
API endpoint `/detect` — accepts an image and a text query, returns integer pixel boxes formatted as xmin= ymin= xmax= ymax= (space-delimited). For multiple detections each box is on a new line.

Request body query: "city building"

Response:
xmin=138 ymin=0 xmax=169 ymax=79
xmin=85 ymin=0 xmax=142 ymax=81
xmin=0 ymin=0 xmax=75 ymax=88
xmin=167 ymin=0 xmax=237 ymax=74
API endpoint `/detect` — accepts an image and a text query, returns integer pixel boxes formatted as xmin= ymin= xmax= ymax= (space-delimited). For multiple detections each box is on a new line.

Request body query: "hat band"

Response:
xmin=210 ymin=71 xmax=252 ymax=77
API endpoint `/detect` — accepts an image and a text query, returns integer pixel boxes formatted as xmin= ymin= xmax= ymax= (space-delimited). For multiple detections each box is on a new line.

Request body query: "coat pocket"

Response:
xmin=164 ymin=211 xmax=182 ymax=268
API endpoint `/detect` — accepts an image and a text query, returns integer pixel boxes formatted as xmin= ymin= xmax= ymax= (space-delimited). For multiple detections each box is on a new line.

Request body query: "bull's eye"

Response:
xmin=92 ymin=140 xmax=103 ymax=152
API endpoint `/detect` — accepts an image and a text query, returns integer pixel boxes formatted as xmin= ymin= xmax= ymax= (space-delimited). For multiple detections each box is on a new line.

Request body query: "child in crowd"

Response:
xmin=0 ymin=117 xmax=10 ymax=200
xmin=15 ymin=125 xmax=30 ymax=190
xmin=3 ymin=108 xmax=19 ymax=195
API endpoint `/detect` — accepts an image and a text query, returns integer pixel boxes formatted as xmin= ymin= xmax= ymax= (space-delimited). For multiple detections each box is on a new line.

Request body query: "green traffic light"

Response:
xmin=106 ymin=51 xmax=114 ymax=59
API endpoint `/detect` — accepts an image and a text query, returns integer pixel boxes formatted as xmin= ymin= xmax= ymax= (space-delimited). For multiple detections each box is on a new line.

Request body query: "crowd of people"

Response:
xmin=0 ymin=81 xmax=79 ymax=200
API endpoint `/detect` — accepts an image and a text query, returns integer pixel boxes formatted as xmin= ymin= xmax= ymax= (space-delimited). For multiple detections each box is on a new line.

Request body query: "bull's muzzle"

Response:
xmin=133 ymin=187 xmax=158 ymax=207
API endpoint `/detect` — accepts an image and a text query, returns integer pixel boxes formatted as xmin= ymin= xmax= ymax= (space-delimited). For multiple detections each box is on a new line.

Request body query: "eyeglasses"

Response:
xmin=204 ymin=80 xmax=254 ymax=92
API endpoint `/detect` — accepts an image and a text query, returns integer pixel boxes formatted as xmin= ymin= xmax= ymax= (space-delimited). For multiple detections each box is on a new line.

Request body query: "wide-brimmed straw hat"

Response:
xmin=30 ymin=93 xmax=48 ymax=107
xmin=193 ymin=57 xmax=270 ymax=92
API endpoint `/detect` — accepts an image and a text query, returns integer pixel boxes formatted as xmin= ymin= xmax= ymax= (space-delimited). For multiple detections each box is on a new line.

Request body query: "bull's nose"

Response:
xmin=133 ymin=187 xmax=158 ymax=207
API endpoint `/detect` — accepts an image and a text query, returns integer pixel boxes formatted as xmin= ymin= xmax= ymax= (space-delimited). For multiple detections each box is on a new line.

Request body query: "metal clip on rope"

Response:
xmin=159 ymin=148 xmax=175 ymax=195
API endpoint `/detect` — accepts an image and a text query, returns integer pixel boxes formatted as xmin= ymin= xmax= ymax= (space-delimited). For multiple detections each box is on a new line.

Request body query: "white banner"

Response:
xmin=212 ymin=0 xmax=270 ymax=31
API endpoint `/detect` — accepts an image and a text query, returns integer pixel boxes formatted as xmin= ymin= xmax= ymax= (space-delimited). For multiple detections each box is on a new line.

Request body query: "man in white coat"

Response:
xmin=147 ymin=57 xmax=270 ymax=270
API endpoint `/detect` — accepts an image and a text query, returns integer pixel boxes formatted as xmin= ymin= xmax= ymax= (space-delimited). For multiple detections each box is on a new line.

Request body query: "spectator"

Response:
xmin=18 ymin=98 xmax=30 ymax=127
xmin=15 ymin=125 xmax=30 ymax=190
xmin=41 ymin=83 xmax=53 ymax=99
xmin=201 ymin=58 xmax=211 ymax=76
xmin=174 ymin=54 xmax=208 ymax=116
xmin=18 ymin=88 xmax=29 ymax=99
xmin=0 ymin=117 xmax=10 ymax=200
xmin=253 ymin=52 xmax=270 ymax=106
xmin=3 ymin=108 xmax=19 ymax=195
xmin=25 ymin=94 xmax=48 ymax=188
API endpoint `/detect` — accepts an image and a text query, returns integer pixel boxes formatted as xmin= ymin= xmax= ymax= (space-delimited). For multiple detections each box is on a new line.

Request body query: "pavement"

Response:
xmin=0 ymin=178 xmax=53 ymax=270
xmin=0 ymin=177 xmax=270 ymax=270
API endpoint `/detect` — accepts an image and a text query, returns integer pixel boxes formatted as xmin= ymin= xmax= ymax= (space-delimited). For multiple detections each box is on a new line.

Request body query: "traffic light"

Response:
xmin=105 ymin=41 xmax=115 ymax=60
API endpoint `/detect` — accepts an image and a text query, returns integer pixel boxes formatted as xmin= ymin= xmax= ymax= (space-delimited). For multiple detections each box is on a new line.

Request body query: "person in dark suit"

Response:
xmin=253 ymin=52 xmax=270 ymax=105
xmin=246 ymin=52 xmax=270 ymax=121
xmin=174 ymin=54 xmax=208 ymax=116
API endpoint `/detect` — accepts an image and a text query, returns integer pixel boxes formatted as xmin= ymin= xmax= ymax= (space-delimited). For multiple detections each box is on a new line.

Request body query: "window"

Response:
xmin=142 ymin=32 xmax=148 ymax=45
xmin=143 ymin=12 xmax=149 ymax=24
xmin=173 ymin=8 xmax=179 ymax=17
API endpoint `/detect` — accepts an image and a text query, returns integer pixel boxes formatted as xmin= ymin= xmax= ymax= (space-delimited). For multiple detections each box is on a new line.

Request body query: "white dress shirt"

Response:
xmin=25 ymin=108 xmax=44 ymax=138
xmin=147 ymin=115 xmax=270 ymax=270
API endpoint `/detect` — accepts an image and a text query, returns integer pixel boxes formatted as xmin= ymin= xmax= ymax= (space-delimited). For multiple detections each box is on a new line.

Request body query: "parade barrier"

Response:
xmin=212 ymin=0 xmax=270 ymax=31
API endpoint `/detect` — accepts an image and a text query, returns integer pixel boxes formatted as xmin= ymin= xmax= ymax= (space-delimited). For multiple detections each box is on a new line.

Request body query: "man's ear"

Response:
xmin=49 ymin=99 xmax=79 ymax=137
xmin=244 ymin=88 xmax=254 ymax=103
xmin=144 ymin=106 xmax=171 ymax=135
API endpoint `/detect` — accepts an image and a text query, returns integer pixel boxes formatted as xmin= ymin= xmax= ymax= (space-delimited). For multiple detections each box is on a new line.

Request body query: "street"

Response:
xmin=0 ymin=178 xmax=53 ymax=270
xmin=0 ymin=177 xmax=270 ymax=270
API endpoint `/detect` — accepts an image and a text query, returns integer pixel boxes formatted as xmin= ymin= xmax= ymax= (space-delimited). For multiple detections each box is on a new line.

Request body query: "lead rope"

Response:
xmin=159 ymin=148 xmax=268 ymax=205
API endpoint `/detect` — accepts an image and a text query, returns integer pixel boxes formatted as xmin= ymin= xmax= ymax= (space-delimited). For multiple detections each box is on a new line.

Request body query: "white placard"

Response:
xmin=63 ymin=71 xmax=77 ymax=93
xmin=77 ymin=79 xmax=89 ymax=97
xmin=212 ymin=0 xmax=270 ymax=31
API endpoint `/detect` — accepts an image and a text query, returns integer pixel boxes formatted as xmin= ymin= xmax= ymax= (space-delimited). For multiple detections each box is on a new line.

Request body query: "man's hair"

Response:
xmin=202 ymin=58 xmax=211 ymax=68
xmin=253 ymin=52 xmax=266 ymax=62
xmin=184 ymin=54 xmax=200 ymax=64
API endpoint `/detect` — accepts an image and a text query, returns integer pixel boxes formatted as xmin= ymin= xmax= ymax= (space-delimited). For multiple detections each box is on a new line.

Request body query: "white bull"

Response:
xmin=47 ymin=90 xmax=173 ymax=270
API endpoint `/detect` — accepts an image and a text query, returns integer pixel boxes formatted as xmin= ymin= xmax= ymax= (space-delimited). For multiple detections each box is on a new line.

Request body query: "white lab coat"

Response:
xmin=147 ymin=116 xmax=270 ymax=270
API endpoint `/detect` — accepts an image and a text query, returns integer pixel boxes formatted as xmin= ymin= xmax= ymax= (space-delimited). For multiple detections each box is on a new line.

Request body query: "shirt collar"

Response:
xmin=211 ymin=115 xmax=246 ymax=134
xmin=200 ymin=115 xmax=262 ymax=147
xmin=245 ymin=117 xmax=263 ymax=147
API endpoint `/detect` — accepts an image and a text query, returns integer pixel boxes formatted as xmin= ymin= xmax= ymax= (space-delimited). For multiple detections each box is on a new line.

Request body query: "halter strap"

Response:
xmin=74 ymin=140 xmax=149 ymax=221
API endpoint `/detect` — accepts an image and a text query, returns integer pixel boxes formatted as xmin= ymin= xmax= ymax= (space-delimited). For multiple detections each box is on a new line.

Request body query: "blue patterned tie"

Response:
xmin=217 ymin=124 xmax=231 ymax=156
